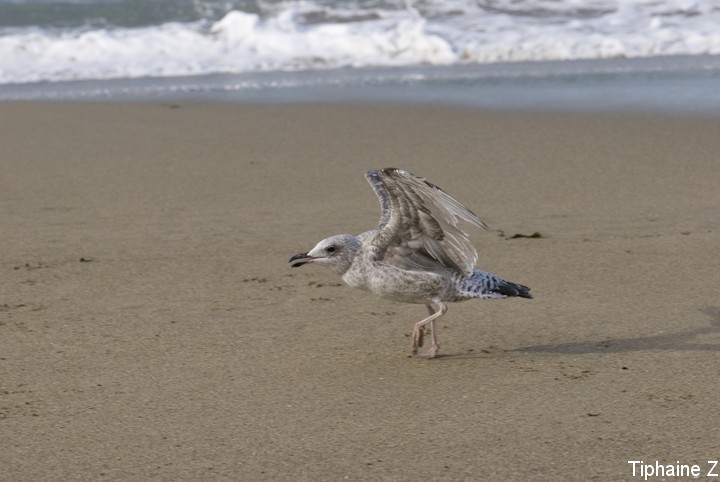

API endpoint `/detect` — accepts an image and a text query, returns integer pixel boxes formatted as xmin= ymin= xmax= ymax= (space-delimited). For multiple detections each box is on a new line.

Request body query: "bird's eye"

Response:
xmin=325 ymin=246 xmax=336 ymax=253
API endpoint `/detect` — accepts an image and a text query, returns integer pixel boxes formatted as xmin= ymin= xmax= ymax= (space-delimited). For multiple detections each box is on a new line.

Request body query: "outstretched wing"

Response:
xmin=364 ymin=168 xmax=488 ymax=276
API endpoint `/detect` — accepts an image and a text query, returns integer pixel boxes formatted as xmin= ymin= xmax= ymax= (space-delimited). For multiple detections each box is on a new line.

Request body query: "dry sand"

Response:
xmin=1 ymin=102 xmax=719 ymax=481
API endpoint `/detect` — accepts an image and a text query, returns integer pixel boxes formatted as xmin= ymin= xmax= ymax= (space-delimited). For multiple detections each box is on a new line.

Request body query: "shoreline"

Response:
xmin=3 ymin=54 xmax=720 ymax=117
xmin=2 ymin=101 xmax=719 ymax=480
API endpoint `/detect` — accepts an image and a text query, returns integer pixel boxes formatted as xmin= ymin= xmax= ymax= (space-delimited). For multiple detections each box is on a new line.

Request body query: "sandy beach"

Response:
xmin=2 ymin=101 xmax=719 ymax=481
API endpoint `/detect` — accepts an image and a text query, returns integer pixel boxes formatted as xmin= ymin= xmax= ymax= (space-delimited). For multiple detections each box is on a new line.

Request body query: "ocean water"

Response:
xmin=2 ymin=0 xmax=720 ymax=113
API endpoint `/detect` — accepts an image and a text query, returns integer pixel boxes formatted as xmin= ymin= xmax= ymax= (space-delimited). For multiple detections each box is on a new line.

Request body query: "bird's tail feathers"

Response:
xmin=459 ymin=269 xmax=533 ymax=300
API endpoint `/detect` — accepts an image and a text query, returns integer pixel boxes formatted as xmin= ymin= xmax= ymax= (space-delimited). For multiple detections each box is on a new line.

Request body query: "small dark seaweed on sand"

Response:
xmin=509 ymin=231 xmax=543 ymax=239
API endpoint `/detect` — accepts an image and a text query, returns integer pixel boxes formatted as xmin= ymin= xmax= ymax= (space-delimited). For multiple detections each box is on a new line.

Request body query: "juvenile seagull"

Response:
xmin=289 ymin=168 xmax=532 ymax=358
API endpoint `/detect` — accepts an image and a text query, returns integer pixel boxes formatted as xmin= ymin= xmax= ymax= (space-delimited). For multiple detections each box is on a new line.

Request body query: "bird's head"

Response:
xmin=289 ymin=234 xmax=361 ymax=275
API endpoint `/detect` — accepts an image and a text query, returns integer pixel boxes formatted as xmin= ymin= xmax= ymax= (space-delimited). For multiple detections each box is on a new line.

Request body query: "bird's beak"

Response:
xmin=289 ymin=252 xmax=315 ymax=268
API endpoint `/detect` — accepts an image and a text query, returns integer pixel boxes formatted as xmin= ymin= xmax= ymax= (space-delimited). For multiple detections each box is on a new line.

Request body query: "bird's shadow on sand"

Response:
xmin=439 ymin=307 xmax=720 ymax=359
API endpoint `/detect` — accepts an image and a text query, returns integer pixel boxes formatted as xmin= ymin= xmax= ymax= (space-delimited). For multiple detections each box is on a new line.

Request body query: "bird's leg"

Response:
xmin=411 ymin=305 xmax=435 ymax=351
xmin=411 ymin=300 xmax=447 ymax=359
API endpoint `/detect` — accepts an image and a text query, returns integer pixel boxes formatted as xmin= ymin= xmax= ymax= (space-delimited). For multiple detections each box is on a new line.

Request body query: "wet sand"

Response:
xmin=2 ymin=102 xmax=719 ymax=480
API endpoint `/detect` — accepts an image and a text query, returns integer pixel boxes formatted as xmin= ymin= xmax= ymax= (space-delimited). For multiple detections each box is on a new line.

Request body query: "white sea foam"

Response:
xmin=2 ymin=0 xmax=720 ymax=84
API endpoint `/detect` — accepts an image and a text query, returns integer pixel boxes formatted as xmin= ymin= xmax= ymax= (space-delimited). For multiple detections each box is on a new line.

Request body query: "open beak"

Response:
xmin=289 ymin=252 xmax=315 ymax=268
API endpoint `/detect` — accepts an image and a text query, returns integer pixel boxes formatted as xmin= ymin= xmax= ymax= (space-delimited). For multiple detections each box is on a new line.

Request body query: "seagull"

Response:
xmin=289 ymin=168 xmax=532 ymax=358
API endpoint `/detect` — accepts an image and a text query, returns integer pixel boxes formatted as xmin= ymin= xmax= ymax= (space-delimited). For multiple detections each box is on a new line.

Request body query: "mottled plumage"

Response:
xmin=289 ymin=168 xmax=532 ymax=358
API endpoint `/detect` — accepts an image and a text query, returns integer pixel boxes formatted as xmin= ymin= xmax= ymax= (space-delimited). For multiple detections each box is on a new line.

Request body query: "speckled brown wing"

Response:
xmin=364 ymin=168 xmax=488 ymax=276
